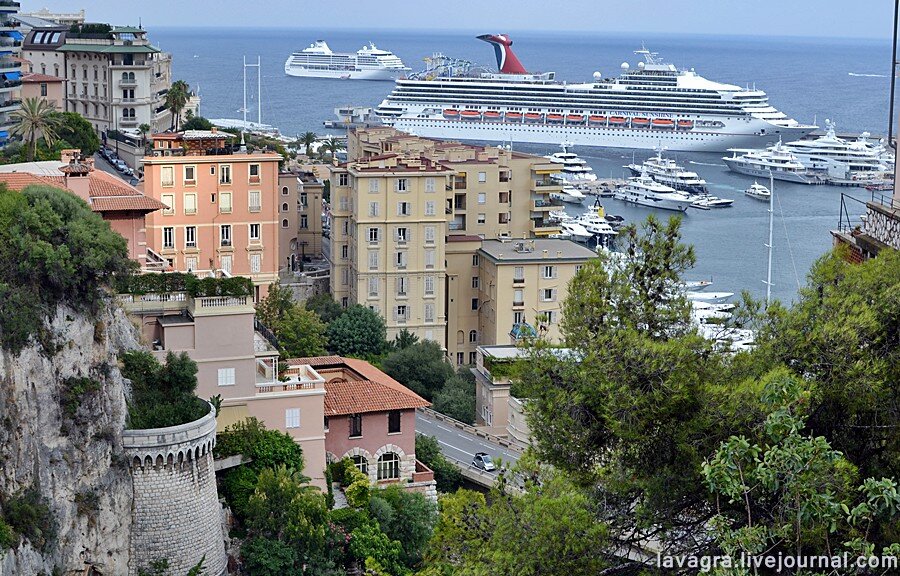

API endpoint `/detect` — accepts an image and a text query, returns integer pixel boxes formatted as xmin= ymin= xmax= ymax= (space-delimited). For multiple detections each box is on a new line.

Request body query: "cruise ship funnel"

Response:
xmin=477 ymin=34 xmax=527 ymax=74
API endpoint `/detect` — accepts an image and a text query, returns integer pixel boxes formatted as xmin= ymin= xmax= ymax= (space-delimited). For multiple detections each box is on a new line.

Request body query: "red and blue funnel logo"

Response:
xmin=477 ymin=34 xmax=528 ymax=74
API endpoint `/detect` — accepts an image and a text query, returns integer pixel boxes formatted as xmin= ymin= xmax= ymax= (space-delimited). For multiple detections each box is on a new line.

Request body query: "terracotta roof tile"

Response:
xmin=0 ymin=173 xmax=64 ymax=190
xmin=284 ymin=356 xmax=344 ymax=367
xmin=324 ymin=379 xmax=430 ymax=416
xmin=21 ymin=73 xmax=66 ymax=83
xmin=0 ymin=170 xmax=165 ymax=213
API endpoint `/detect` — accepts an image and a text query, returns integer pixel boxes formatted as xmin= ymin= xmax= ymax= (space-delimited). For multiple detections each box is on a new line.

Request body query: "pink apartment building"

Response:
xmin=142 ymin=129 xmax=282 ymax=300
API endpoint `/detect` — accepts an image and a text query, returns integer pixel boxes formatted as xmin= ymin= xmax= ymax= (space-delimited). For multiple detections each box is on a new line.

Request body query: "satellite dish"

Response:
xmin=620 ymin=62 xmax=629 ymax=71
xmin=638 ymin=61 xmax=645 ymax=69
xmin=592 ymin=71 xmax=602 ymax=80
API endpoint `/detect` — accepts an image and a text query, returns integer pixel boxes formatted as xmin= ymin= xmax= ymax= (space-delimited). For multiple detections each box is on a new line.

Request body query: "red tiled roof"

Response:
xmin=0 ymin=173 xmax=63 ymax=190
xmin=324 ymin=379 xmax=430 ymax=416
xmin=284 ymin=356 xmax=344 ymax=367
xmin=21 ymin=73 xmax=66 ymax=83
xmin=0 ymin=170 xmax=166 ymax=214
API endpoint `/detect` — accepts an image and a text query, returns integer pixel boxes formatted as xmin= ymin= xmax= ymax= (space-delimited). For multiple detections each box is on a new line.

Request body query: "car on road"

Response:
xmin=472 ymin=452 xmax=496 ymax=472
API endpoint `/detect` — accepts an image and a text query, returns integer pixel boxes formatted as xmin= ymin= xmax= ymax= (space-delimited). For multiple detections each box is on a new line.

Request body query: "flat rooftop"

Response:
xmin=478 ymin=238 xmax=596 ymax=263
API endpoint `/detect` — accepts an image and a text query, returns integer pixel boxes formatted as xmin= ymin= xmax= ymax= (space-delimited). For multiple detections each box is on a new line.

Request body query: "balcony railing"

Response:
xmin=194 ymin=295 xmax=248 ymax=308
xmin=119 ymin=79 xmax=138 ymax=87
xmin=256 ymin=380 xmax=322 ymax=394
xmin=448 ymin=222 xmax=464 ymax=230
xmin=119 ymin=117 xmax=139 ymax=127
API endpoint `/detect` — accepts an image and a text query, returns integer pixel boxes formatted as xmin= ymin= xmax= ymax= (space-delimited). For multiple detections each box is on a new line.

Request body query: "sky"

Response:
xmin=20 ymin=0 xmax=897 ymax=39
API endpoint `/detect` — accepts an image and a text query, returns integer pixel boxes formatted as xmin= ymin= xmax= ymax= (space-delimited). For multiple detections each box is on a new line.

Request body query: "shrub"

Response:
xmin=60 ymin=376 xmax=101 ymax=419
xmin=415 ymin=435 xmax=462 ymax=493
xmin=3 ymin=488 xmax=54 ymax=551
xmin=344 ymin=478 xmax=370 ymax=509
xmin=327 ymin=458 xmax=356 ymax=486
xmin=242 ymin=536 xmax=296 ymax=576
xmin=326 ymin=305 xmax=386 ymax=358
xmin=214 ymin=418 xmax=304 ymax=473
xmin=221 ymin=466 xmax=258 ymax=520
xmin=123 ymin=351 xmax=208 ymax=429
xmin=0 ymin=517 xmax=14 ymax=549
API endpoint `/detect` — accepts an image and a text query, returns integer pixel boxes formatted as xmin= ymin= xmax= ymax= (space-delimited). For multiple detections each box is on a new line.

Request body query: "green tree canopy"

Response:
xmin=53 ymin=111 xmax=100 ymax=155
xmin=381 ymin=341 xmax=453 ymax=401
xmin=326 ymin=305 xmax=386 ymax=358
xmin=11 ymin=97 xmax=62 ymax=162
xmin=305 ymin=293 xmax=344 ymax=324
xmin=368 ymin=484 xmax=436 ymax=568
xmin=432 ymin=371 xmax=475 ymax=424
xmin=256 ymin=282 xmax=294 ymax=329
xmin=276 ymin=306 xmax=328 ymax=358
xmin=122 ymin=350 xmax=208 ymax=429
xmin=182 ymin=116 xmax=214 ymax=131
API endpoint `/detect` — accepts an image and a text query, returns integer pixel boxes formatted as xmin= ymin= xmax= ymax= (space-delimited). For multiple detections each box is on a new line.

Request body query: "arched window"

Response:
xmin=281 ymin=186 xmax=289 ymax=195
xmin=456 ymin=330 xmax=464 ymax=345
xmin=281 ymin=202 xmax=288 ymax=212
xmin=351 ymin=455 xmax=368 ymax=475
xmin=377 ymin=452 xmax=400 ymax=480
xmin=281 ymin=219 xmax=289 ymax=228
xmin=469 ymin=330 xmax=478 ymax=343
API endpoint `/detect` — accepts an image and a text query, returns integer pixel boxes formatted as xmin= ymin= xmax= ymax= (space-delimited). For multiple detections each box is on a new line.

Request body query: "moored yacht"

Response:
xmin=626 ymin=149 xmax=708 ymax=194
xmin=550 ymin=185 xmax=587 ymax=204
xmin=691 ymin=194 xmax=734 ymax=209
xmin=784 ymin=120 xmax=891 ymax=177
xmin=744 ymin=182 xmax=771 ymax=201
xmin=614 ymin=174 xmax=694 ymax=212
xmin=559 ymin=220 xmax=593 ymax=242
xmin=546 ymin=142 xmax=598 ymax=182
xmin=723 ymin=140 xmax=822 ymax=184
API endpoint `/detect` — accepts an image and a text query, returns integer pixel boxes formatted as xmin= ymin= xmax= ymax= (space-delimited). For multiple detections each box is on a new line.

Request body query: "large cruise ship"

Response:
xmin=284 ymin=41 xmax=410 ymax=80
xmin=375 ymin=35 xmax=816 ymax=152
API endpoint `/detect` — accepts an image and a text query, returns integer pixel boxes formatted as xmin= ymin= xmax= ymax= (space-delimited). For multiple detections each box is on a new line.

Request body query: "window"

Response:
xmin=396 ymin=227 xmax=408 ymax=243
xmin=341 ymin=245 xmax=349 ymax=259
xmin=478 ymin=171 xmax=487 ymax=183
xmin=369 ymin=179 xmax=380 ymax=193
xmin=338 ymin=173 xmax=349 ymax=186
xmin=250 ymin=253 xmax=261 ymax=273
xmin=185 ymin=256 xmax=197 ymax=272
xmin=351 ymin=455 xmax=368 ymax=474
xmin=469 ymin=351 xmax=478 ymax=365
xmin=472 ymin=254 xmax=480 ymax=266
xmin=249 ymin=163 xmax=261 ymax=183
xmin=425 ymin=250 xmax=435 ymax=269
xmin=575 ymin=264 xmax=584 ymax=274
xmin=349 ymin=414 xmax=362 ymax=438
xmin=388 ymin=410 xmax=401 ymax=434
xmin=220 ymin=255 xmax=232 ymax=274
xmin=40 ymin=83 xmax=47 ymax=96
xmin=542 ymin=288 xmax=557 ymax=301
xmin=469 ymin=330 xmax=478 ymax=343
xmin=299 ymin=192 xmax=308 ymax=207
xmin=341 ymin=296 xmax=349 ymax=307
xmin=424 ymin=276 xmax=435 ymax=296
xmin=397 ymin=201 xmax=411 ymax=216
xmin=282 ymin=185 xmax=289 ymax=195
xmin=546 ymin=311 xmax=557 ymax=324
xmin=425 ymin=177 xmax=435 ymax=192
xmin=219 ymin=164 xmax=232 ymax=184
xmin=161 ymin=194 xmax=174 ymax=215
xmin=185 ymin=226 xmax=196 ymax=248
xmin=477 ymin=192 xmax=486 ymax=204
xmin=368 ymin=227 xmax=380 ymax=244
xmin=219 ymin=192 xmax=232 ymax=213
xmin=514 ymin=266 xmax=525 ymax=282
xmin=339 ymin=196 xmax=348 ymax=211
xmin=424 ymin=226 xmax=435 ymax=244
xmin=285 ymin=408 xmax=300 ymax=429
xmin=425 ymin=201 xmax=435 ymax=216
xmin=368 ymin=250 xmax=379 ymax=270
xmin=162 ymin=227 xmax=174 ymax=249
xmin=377 ymin=452 xmax=400 ymax=480
xmin=395 ymin=252 xmax=407 ymax=269
xmin=280 ymin=202 xmax=289 ymax=212
xmin=456 ymin=352 xmax=464 ymax=365
xmin=471 ymin=276 xmax=479 ymax=289
xmin=184 ymin=193 xmax=197 ymax=215
xmin=249 ymin=223 xmax=260 ymax=241
xmin=514 ymin=289 xmax=524 ymax=306
xmin=396 ymin=305 xmax=408 ymax=322
xmin=184 ymin=165 xmax=196 ymax=184
xmin=424 ymin=302 xmax=435 ymax=323
xmin=369 ymin=201 xmax=379 ymax=217
xmin=477 ymin=213 xmax=486 ymax=225
xmin=160 ymin=166 xmax=174 ymax=187
xmin=217 ymin=368 xmax=235 ymax=387
xmin=220 ymin=225 xmax=232 ymax=246
xmin=282 ymin=219 xmax=289 ymax=228
xmin=471 ymin=298 xmax=479 ymax=311
xmin=543 ymin=265 xmax=557 ymax=279
xmin=300 ymin=215 xmax=308 ymax=229
xmin=514 ymin=311 xmax=525 ymax=324
xmin=368 ymin=277 xmax=379 ymax=297
xmin=395 ymin=178 xmax=408 ymax=192
xmin=396 ymin=276 xmax=407 ymax=296
xmin=249 ymin=190 xmax=261 ymax=212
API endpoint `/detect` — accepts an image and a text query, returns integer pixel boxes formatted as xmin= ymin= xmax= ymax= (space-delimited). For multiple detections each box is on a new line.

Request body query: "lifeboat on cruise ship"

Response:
xmin=589 ymin=115 xmax=607 ymax=125
xmin=547 ymin=113 xmax=564 ymax=124
xmin=677 ymin=119 xmax=694 ymax=129
xmin=631 ymin=117 xmax=650 ymax=128
xmin=524 ymin=112 xmax=544 ymax=123
xmin=506 ymin=111 xmax=523 ymax=121
xmin=651 ymin=118 xmax=675 ymax=128
xmin=483 ymin=110 xmax=502 ymax=121
xmin=566 ymin=114 xmax=585 ymax=124
xmin=460 ymin=110 xmax=482 ymax=120
xmin=443 ymin=109 xmax=460 ymax=118
xmin=608 ymin=116 xmax=626 ymax=126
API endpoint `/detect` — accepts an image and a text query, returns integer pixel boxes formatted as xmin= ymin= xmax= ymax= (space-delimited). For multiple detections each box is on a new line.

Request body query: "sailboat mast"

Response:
xmin=257 ymin=56 xmax=262 ymax=125
xmin=765 ymin=171 xmax=774 ymax=306
xmin=242 ymin=56 xmax=247 ymax=125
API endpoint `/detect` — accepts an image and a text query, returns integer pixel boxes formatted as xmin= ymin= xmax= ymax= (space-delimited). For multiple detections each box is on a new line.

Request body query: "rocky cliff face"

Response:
xmin=0 ymin=302 xmax=139 ymax=576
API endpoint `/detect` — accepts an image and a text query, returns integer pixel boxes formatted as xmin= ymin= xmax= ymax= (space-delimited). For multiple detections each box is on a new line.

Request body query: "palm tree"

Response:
xmin=320 ymin=136 xmax=346 ymax=160
xmin=138 ymin=123 xmax=151 ymax=152
xmin=298 ymin=131 xmax=318 ymax=157
xmin=165 ymin=80 xmax=190 ymax=131
xmin=11 ymin=97 xmax=62 ymax=162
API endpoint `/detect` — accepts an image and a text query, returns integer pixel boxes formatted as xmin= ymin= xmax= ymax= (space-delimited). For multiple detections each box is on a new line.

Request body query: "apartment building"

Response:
xmin=0 ymin=2 xmax=21 ymax=146
xmin=23 ymin=24 xmax=174 ymax=135
xmin=21 ymin=72 xmax=65 ymax=107
xmin=278 ymin=168 xmax=325 ymax=271
xmin=142 ymin=129 xmax=282 ymax=299
xmin=329 ymin=154 xmax=453 ymax=346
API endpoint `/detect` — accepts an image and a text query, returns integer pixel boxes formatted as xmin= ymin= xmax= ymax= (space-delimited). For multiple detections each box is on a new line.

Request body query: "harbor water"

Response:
xmin=155 ymin=27 xmax=893 ymax=303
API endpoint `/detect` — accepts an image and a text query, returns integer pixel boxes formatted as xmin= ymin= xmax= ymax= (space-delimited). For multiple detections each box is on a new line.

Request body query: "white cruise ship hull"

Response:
xmin=285 ymin=66 xmax=405 ymax=81
xmin=722 ymin=158 xmax=819 ymax=184
xmin=383 ymin=115 xmax=812 ymax=152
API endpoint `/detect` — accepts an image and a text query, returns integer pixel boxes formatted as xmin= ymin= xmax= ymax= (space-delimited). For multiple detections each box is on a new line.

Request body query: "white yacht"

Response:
xmin=614 ymin=174 xmax=694 ymax=212
xmin=722 ymin=140 xmax=821 ymax=184
xmin=625 ymin=150 xmax=708 ymax=194
xmin=691 ymin=194 xmax=734 ymax=209
xmin=285 ymin=41 xmax=410 ymax=80
xmin=559 ymin=220 xmax=593 ymax=242
xmin=375 ymin=35 xmax=815 ymax=152
xmin=744 ymin=182 xmax=771 ymax=201
xmin=551 ymin=185 xmax=587 ymax=204
xmin=575 ymin=211 xmax=618 ymax=237
xmin=783 ymin=121 xmax=891 ymax=177
xmin=546 ymin=143 xmax=597 ymax=182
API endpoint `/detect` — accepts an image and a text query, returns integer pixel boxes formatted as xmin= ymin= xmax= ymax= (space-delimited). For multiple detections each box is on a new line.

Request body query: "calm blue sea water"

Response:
xmin=154 ymin=27 xmax=893 ymax=303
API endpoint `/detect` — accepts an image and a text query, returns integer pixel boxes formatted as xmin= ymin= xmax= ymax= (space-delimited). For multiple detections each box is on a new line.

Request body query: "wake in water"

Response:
xmin=848 ymin=72 xmax=888 ymax=78
xmin=689 ymin=160 xmax=727 ymax=167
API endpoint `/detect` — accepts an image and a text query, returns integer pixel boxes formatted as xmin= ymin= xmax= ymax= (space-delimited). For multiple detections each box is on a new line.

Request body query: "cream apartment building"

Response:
xmin=279 ymin=168 xmax=326 ymax=271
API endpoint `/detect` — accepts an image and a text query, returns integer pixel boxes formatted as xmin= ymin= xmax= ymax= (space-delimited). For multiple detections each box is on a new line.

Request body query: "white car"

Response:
xmin=472 ymin=452 xmax=496 ymax=472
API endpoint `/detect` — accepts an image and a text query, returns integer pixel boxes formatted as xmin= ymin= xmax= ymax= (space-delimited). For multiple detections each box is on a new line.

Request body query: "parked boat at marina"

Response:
xmin=559 ymin=220 xmax=593 ymax=242
xmin=546 ymin=143 xmax=598 ymax=182
xmin=551 ymin=185 xmax=587 ymax=204
xmin=614 ymin=174 xmax=694 ymax=212
xmin=744 ymin=182 xmax=771 ymax=201
xmin=626 ymin=149 xmax=708 ymax=194
xmin=723 ymin=140 xmax=823 ymax=184
xmin=691 ymin=194 xmax=734 ymax=209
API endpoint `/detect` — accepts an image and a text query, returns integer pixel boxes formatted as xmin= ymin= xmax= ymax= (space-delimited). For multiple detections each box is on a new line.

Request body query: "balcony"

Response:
xmin=532 ymin=199 xmax=555 ymax=210
xmin=533 ymin=179 xmax=563 ymax=192
xmin=0 ymin=59 xmax=20 ymax=74
xmin=118 ymin=78 xmax=138 ymax=87
xmin=411 ymin=460 xmax=434 ymax=483
xmin=449 ymin=222 xmax=465 ymax=231
xmin=531 ymin=221 xmax=561 ymax=236
xmin=119 ymin=117 xmax=139 ymax=127
xmin=114 ymin=97 xmax=151 ymax=104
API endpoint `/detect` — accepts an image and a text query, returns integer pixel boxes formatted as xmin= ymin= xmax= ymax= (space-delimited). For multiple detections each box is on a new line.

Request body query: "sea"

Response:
xmin=153 ymin=27 xmax=894 ymax=304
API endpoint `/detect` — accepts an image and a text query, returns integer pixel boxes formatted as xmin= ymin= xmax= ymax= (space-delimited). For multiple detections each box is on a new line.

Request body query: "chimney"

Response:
xmin=211 ymin=126 xmax=218 ymax=134
xmin=542 ymin=250 xmax=548 ymax=258
xmin=557 ymin=251 xmax=562 ymax=257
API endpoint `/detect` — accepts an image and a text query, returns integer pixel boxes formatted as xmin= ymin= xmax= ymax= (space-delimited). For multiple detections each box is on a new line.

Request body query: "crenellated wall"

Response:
xmin=123 ymin=404 xmax=227 ymax=576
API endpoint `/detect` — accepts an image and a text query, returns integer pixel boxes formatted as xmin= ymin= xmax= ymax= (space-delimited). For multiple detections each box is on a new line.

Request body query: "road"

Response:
xmin=416 ymin=410 xmax=521 ymax=479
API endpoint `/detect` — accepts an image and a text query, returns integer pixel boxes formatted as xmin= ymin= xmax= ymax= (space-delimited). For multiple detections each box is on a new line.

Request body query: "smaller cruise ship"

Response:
xmin=614 ymin=174 xmax=694 ymax=212
xmin=625 ymin=150 xmax=707 ymax=194
xmin=546 ymin=143 xmax=597 ymax=182
xmin=722 ymin=140 xmax=822 ymax=184
xmin=285 ymin=41 xmax=410 ymax=80
xmin=783 ymin=121 xmax=892 ymax=178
